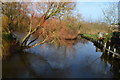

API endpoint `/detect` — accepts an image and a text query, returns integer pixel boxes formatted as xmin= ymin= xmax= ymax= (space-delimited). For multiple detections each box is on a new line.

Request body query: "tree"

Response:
xmin=118 ymin=1 xmax=120 ymax=30
xmin=2 ymin=15 xmax=9 ymax=32
xmin=63 ymin=13 xmax=82 ymax=31
xmin=2 ymin=2 xmax=76 ymax=49
xmin=21 ymin=2 xmax=76 ymax=49
xmin=2 ymin=2 xmax=30 ymax=32
xmin=102 ymin=2 xmax=118 ymax=31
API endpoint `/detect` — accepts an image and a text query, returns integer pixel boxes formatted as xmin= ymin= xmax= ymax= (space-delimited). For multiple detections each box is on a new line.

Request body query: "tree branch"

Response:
xmin=28 ymin=36 xmax=48 ymax=48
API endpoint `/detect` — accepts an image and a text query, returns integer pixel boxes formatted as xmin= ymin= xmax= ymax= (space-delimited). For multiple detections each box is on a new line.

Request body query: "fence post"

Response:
xmin=114 ymin=48 xmax=116 ymax=52
xmin=100 ymin=42 xmax=102 ymax=44
xmin=98 ymin=40 xmax=99 ymax=43
xmin=112 ymin=54 xmax=115 ymax=57
xmin=107 ymin=46 xmax=111 ymax=55
xmin=104 ymin=43 xmax=106 ymax=48
xmin=112 ymin=48 xmax=116 ymax=58
xmin=103 ymin=43 xmax=106 ymax=52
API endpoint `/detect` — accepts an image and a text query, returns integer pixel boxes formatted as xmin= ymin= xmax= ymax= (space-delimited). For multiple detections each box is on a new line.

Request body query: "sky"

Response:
xmin=2 ymin=0 xmax=119 ymax=2
xmin=2 ymin=0 xmax=118 ymax=23
xmin=74 ymin=2 xmax=118 ymax=22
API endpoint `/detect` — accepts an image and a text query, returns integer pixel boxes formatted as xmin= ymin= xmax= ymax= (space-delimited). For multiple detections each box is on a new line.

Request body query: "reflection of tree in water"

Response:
xmin=39 ymin=43 xmax=77 ymax=69
xmin=77 ymin=39 xmax=88 ymax=44
xmin=100 ymin=53 xmax=120 ymax=78
xmin=20 ymin=52 xmax=54 ymax=78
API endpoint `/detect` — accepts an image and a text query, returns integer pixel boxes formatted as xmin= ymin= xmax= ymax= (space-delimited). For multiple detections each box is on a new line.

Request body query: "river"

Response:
xmin=2 ymin=33 xmax=120 ymax=78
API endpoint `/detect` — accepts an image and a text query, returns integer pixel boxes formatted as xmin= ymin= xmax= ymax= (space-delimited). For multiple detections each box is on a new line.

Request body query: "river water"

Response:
xmin=2 ymin=33 xmax=120 ymax=78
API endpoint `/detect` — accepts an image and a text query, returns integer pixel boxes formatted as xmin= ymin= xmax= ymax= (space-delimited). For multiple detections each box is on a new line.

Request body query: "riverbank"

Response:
xmin=80 ymin=32 xmax=120 ymax=58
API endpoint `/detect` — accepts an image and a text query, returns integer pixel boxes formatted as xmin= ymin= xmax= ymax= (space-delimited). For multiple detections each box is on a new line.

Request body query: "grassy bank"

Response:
xmin=82 ymin=32 xmax=120 ymax=50
xmin=82 ymin=33 xmax=112 ymax=43
xmin=82 ymin=34 xmax=98 ymax=40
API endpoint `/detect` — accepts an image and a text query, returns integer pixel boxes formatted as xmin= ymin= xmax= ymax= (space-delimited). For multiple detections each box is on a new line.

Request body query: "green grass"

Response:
xmin=83 ymin=34 xmax=98 ymax=40
xmin=82 ymin=33 xmax=113 ymax=43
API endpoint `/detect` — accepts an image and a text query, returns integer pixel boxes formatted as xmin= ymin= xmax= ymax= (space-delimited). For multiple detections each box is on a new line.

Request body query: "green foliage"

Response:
xmin=83 ymin=33 xmax=113 ymax=43
xmin=117 ymin=23 xmax=120 ymax=25
xmin=103 ymin=33 xmax=112 ymax=43
xmin=2 ymin=32 xmax=15 ymax=41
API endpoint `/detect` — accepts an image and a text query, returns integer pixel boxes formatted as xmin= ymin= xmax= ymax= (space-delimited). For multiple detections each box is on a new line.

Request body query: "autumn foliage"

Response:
xmin=2 ymin=2 xmax=110 ymax=48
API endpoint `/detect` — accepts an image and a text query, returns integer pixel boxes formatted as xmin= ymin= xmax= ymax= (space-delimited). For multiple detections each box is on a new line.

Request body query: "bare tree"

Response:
xmin=2 ymin=2 xmax=30 ymax=32
xmin=2 ymin=2 xmax=76 ymax=49
xmin=102 ymin=2 xmax=118 ymax=31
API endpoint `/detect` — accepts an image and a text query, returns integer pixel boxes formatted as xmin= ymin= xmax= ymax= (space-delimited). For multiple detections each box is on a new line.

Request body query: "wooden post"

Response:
xmin=98 ymin=40 xmax=99 ymax=43
xmin=107 ymin=46 xmax=111 ymax=54
xmin=100 ymin=42 xmax=102 ymax=44
xmin=108 ymin=46 xmax=111 ymax=50
xmin=104 ymin=43 xmax=106 ymax=48
xmin=114 ymin=48 xmax=116 ymax=52
xmin=112 ymin=48 xmax=116 ymax=58
xmin=112 ymin=54 xmax=115 ymax=57
xmin=103 ymin=43 xmax=106 ymax=52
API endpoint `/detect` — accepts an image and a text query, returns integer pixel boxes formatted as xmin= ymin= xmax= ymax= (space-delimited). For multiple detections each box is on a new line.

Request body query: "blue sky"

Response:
xmin=74 ymin=2 xmax=118 ymax=22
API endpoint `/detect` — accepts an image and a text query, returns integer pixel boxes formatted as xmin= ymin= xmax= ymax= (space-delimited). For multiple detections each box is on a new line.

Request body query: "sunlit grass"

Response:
xmin=83 ymin=34 xmax=98 ymax=40
xmin=82 ymin=33 xmax=113 ymax=43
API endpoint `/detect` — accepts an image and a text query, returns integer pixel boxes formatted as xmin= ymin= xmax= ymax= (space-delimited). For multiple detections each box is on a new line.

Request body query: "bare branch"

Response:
xmin=28 ymin=36 xmax=48 ymax=48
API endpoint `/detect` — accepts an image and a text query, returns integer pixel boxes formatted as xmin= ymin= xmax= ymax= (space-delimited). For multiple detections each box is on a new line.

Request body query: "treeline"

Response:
xmin=2 ymin=2 xmax=110 ymax=48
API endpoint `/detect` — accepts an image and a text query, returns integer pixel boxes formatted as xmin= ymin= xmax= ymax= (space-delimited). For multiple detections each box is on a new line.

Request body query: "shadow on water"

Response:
xmin=2 ymin=52 xmax=53 ymax=78
xmin=2 ymin=33 xmax=120 ymax=78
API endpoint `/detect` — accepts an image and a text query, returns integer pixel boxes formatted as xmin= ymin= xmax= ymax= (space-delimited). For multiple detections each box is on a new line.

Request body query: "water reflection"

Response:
xmin=3 ymin=40 xmax=119 ymax=78
xmin=101 ymin=53 xmax=120 ymax=78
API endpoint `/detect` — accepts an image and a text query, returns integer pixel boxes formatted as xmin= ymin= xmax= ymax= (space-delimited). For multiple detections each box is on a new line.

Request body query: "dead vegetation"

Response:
xmin=79 ymin=22 xmax=110 ymax=34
